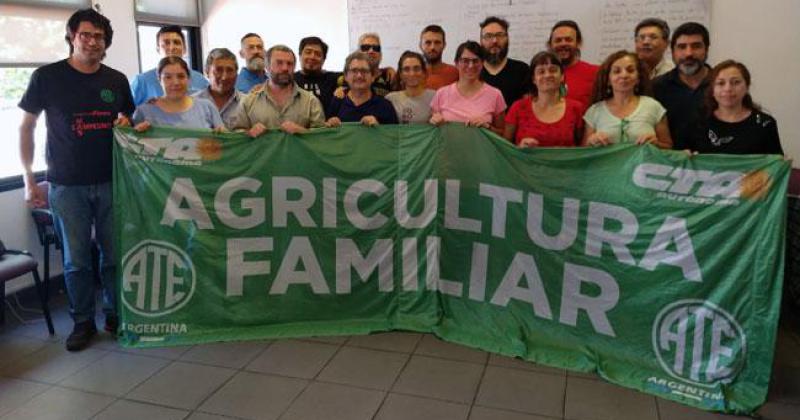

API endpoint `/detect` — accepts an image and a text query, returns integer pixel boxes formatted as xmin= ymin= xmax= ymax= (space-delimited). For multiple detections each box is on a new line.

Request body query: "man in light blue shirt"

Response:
xmin=236 ymin=33 xmax=268 ymax=93
xmin=193 ymin=48 xmax=243 ymax=129
xmin=130 ymin=25 xmax=208 ymax=106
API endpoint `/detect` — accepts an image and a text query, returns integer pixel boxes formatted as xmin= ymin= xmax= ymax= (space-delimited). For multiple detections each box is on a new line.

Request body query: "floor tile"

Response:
xmin=0 ymin=377 xmax=51 ymax=417
xmin=280 ymin=381 xmax=384 ymax=420
xmin=185 ymin=412 xmax=235 ymax=420
xmin=245 ymin=339 xmax=338 ymax=379
xmin=59 ymin=351 xmax=169 ymax=396
xmin=656 ymin=398 xmax=750 ymax=420
xmin=0 ymin=335 xmax=49 ymax=370
xmin=346 ymin=332 xmax=422 ymax=353
xmin=769 ymin=366 xmax=800 ymax=404
xmin=756 ymin=401 xmax=800 ymax=420
xmin=198 ymin=371 xmax=306 ymax=420
xmin=565 ymin=377 xmax=658 ymax=420
xmin=469 ymin=406 xmax=557 ymax=420
xmin=414 ymin=334 xmax=488 ymax=364
xmin=127 ymin=361 xmax=236 ymax=410
xmin=487 ymin=353 xmax=566 ymax=376
xmin=476 ymin=366 xmax=565 ymax=417
xmin=2 ymin=386 xmax=114 ymax=420
xmin=108 ymin=341 xmax=194 ymax=360
xmin=0 ymin=342 xmax=107 ymax=384
xmin=375 ymin=393 xmax=469 ymax=420
xmin=392 ymin=355 xmax=484 ymax=404
xmin=301 ymin=335 xmax=349 ymax=345
xmin=7 ymin=308 xmax=73 ymax=342
xmin=317 ymin=346 xmax=408 ymax=390
xmin=93 ymin=399 xmax=189 ymax=420
xmin=179 ymin=340 xmax=269 ymax=369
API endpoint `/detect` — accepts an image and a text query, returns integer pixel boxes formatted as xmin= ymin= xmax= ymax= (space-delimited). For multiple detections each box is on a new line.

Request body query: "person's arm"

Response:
xmin=308 ymin=96 xmax=326 ymax=128
xmin=489 ymin=111 xmax=505 ymax=136
xmin=503 ymin=123 xmax=516 ymax=142
xmin=765 ymin=115 xmax=785 ymax=155
xmin=19 ymin=112 xmax=45 ymax=208
xmin=652 ymin=116 xmax=673 ymax=149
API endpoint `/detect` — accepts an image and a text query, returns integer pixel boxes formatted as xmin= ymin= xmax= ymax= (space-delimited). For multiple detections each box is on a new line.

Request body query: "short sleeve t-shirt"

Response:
xmin=386 ymin=90 xmax=435 ymax=124
xmin=563 ymin=60 xmax=599 ymax=112
xmin=328 ymin=94 xmax=399 ymax=124
xmin=505 ymin=97 xmax=584 ymax=147
xmin=583 ymin=96 xmax=666 ymax=144
xmin=481 ymin=58 xmax=531 ymax=107
xmin=426 ymin=63 xmax=459 ymax=90
xmin=18 ymin=59 xmax=135 ymax=185
xmin=687 ymin=111 xmax=784 ymax=155
xmin=430 ymin=83 xmax=506 ymax=125
xmin=133 ymin=97 xmax=224 ymax=129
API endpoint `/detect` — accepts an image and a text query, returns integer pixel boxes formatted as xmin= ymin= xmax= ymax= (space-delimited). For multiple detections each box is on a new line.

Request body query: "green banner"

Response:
xmin=113 ymin=124 xmax=789 ymax=414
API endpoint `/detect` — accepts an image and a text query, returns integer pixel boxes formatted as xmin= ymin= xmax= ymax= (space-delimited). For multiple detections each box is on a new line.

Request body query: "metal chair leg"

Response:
xmin=30 ymin=268 xmax=54 ymax=335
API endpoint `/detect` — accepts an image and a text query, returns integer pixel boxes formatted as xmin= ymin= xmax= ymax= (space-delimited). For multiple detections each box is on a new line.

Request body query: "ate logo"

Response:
xmin=121 ymin=240 xmax=196 ymax=317
xmin=652 ymin=300 xmax=746 ymax=387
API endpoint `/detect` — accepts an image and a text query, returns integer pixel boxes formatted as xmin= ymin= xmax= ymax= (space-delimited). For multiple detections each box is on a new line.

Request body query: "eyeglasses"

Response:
xmin=77 ymin=31 xmax=105 ymax=43
xmin=401 ymin=65 xmax=423 ymax=73
xmin=360 ymin=44 xmax=381 ymax=53
xmin=635 ymin=33 xmax=662 ymax=42
xmin=481 ymin=32 xmax=507 ymax=41
xmin=457 ymin=57 xmax=482 ymax=67
xmin=347 ymin=68 xmax=372 ymax=76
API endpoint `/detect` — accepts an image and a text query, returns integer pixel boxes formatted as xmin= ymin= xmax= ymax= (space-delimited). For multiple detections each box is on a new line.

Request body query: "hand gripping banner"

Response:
xmin=113 ymin=124 xmax=789 ymax=414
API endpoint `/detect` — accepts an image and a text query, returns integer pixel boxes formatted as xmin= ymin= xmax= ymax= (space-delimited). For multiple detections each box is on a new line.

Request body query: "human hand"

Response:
xmin=247 ymin=123 xmax=267 ymax=138
xmin=519 ymin=137 xmax=540 ymax=148
xmin=325 ymin=117 xmax=342 ymax=128
xmin=429 ymin=113 xmax=445 ymax=126
xmin=133 ymin=121 xmax=151 ymax=132
xmin=587 ymin=132 xmax=611 ymax=146
xmin=360 ymin=115 xmax=379 ymax=127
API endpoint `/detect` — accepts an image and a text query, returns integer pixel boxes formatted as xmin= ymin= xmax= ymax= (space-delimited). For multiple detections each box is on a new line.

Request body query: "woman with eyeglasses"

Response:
xmin=504 ymin=51 xmax=583 ymax=147
xmin=582 ymin=50 xmax=671 ymax=149
xmin=429 ymin=41 xmax=506 ymax=134
xmin=326 ymin=51 xmax=399 ymax=127
xmin=686 ymin=60 xmax=783 ymax=155
xmin=133 ymin=56 xmax=224 ymax=131
xmin=386 ymin=51 xmax=435 ymax=124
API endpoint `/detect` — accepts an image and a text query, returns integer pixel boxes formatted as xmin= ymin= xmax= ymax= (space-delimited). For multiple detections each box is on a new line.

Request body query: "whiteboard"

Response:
xmin=347 ymin=0 xmax=710 ymax=69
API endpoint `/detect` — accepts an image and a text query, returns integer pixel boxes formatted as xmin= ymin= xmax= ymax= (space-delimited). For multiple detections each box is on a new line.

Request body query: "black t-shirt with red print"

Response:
xmin=19 ymin=59 xmax=134 ymax=185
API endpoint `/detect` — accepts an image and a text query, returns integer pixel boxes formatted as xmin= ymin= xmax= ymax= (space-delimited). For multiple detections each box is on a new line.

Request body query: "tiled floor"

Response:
xmin=1 ymin=294 xmax=799 ymax=420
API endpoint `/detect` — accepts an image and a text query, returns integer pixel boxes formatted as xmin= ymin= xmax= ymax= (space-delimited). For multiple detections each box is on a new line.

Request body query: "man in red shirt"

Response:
xmin=548 ymin=20 xmax=598 ymax=112
xmin=419 ymin=25 xmax=459 ymax=90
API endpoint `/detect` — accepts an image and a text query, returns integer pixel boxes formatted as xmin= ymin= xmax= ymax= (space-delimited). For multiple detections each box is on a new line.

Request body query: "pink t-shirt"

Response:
xmin=430 ymin=82 xmax=506 ymax=125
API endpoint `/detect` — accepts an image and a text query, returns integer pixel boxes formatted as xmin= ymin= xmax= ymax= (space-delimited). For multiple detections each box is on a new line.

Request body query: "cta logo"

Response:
xmin=652 ymin=300 xmax=746 ymax=387
xmin=115 ymin=130 xmax=222 ymax=166
xmin=121 ymin=240 xmax=196 ymax=317
xmin=632 ymin=163 xmax=768 ymax=206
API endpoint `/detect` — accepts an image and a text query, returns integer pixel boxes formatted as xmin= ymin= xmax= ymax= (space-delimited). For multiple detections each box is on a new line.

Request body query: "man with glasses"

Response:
xmin=337 ymin=33 xmax=395 ymax=97
xmin=18 ymin=8 xmax=134 ymax=351
xmin=548 ymin=20 xmax=598 ymax=111
xmin=236 ymin=33 xmax=268 ymax=93
xmin=232 ymin=45 xmax=325 ymax=136
xmin=479 ymin=16 xmax=531 ymax=106
xmin=193 ymin=48 xmax=243 ymax=129
xmin=419 ymin=25 xmax=458 ymax=89
xmin=294 ymin=36 xmax=341 ymax=117
xmin=634 ymin=18 xmax=673 ymax=79
xmin=130 ymin=25 xmax=208 ymax=106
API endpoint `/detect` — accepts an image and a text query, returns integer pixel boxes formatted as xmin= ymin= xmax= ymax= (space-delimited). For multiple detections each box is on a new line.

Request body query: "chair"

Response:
xmin=30 ymin=181 xmax=61 ymax=303
xmin=0 ymin=239 xmax=55 ymax=334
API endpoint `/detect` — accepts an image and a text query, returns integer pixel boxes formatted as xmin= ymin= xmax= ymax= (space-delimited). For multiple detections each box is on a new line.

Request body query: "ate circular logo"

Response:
xmin=652 ymin=300 xmax=746 ymax=387
xmin=121 ymin=240 xmax=196 ymax=317
xmin=100 ymin=88 xmax=115 ymax=103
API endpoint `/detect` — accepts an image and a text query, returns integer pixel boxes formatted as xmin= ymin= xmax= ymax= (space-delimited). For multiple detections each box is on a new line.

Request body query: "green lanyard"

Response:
xmin=620 ymin=118 xmax=630 ymax=143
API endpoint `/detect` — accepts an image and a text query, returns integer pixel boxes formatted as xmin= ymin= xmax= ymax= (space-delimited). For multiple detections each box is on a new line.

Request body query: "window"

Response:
xmin=136 ymin=24 xmax=194 ymax=72
xmin=134 ymin=0 xmax=203 ymax=73
xmin=0 ymin=2 xmax=87 ymax=185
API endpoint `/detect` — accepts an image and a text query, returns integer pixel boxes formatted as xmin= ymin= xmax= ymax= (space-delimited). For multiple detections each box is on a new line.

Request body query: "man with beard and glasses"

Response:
xmin=130 ymin=25 xmax=208 ymax=106
xmin=232 ymin=45 xmax=325 ymax=136
xmin=547 ymin=20 xmax=598 ymax=112
xmin=653 ymin=22 xmax=711 ymax=150
xmin=236 ymin=33 xmax=268 ymax=93
xmin=419 ymin=25 xmax=458 ymax=89
xmin=294 ymin=36 xmax=341 ymax=118
xmin=479 ymin=16 xmax=531 ymax=106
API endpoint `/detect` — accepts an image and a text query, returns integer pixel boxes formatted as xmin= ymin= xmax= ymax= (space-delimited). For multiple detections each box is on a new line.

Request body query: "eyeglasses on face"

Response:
xmin=457 ymin=57 xmax=482 ymax=67
xmin=77 ymin=31 xmax=105 ymax=43
xmin=481 ymin=32 xmax=507 ymax=41
xmin=347 ymin=68 xmax=372 ymax=76
xmin=360 ymin=44 xmax=381 ymax=53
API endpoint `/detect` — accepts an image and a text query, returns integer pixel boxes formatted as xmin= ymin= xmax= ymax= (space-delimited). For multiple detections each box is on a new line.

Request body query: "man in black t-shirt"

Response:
xmin=18 ymin=8 xmax=134 ymax=351
xmin=294 ymin=36 xmax=341 ymax=118
xmin=479 ymin=16 xmax=531 ymax=107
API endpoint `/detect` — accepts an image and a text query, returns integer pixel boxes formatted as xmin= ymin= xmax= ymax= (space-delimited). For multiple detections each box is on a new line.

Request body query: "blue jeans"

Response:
xmin=49 ymin=182 xmax=116 ymax=324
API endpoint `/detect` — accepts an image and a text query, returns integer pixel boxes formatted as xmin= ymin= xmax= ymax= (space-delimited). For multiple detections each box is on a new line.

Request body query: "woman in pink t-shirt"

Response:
xmin=504 ymin=51 xmax=584 ymax=147
xmin=429 ymin=41 xmax=506 ymax=135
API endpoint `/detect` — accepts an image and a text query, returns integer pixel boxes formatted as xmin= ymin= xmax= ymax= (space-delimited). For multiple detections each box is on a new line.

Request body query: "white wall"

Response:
xmin=710 ymin=0 xmax=800 ymax=163
xmin=200 ymin=0 xmax=349 ymax=73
